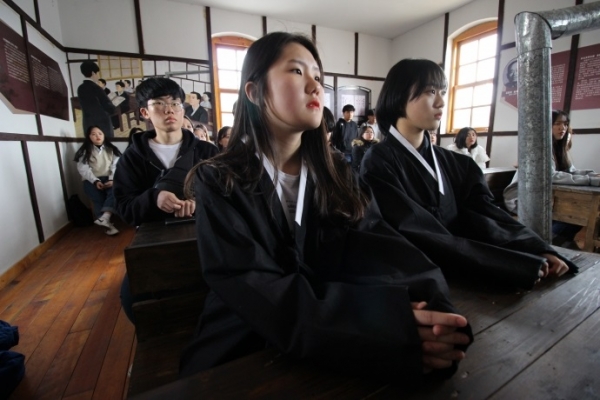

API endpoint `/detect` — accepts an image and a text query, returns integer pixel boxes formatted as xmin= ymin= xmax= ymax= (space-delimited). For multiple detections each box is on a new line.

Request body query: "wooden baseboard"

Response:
xmin=0 ymin=222 xmax=73 ymax=291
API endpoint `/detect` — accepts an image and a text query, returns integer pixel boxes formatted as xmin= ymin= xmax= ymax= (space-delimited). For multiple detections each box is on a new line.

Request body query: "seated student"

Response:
xmin=113 ymin=78 xmax=218 ymax=323
xmin=447 ymin=127 xmax=489 ymax=170
xmin=504 ymin=110 xmax=600 ymax=246
xmin=183 ymin=115 xmax=194 ymax=132
xmin=361 ymin=108 xmax=381 ymax=140
xmin=361 ymin=59 xmax=576 ymax=289
xmin=180 ymin=32 xmax=471 ymax=384
xmin=75 ymin=126 xmax=121 ymax=235
xmin=113 ymin=77 xmax=218 ymax=226
xmin=216 ymin=126 xmax=231 ymax=152
xmin=352 ymin=125 xmax=379 ymax=172
xmin=98 ymin=78 xmax=111 ymax=96
xmin=193 ymin=123 xmax=213 ymax=144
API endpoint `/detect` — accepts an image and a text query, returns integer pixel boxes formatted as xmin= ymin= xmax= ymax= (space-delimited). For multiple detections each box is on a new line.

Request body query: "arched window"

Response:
xmin=447 ymin=21 xmax=497 ymax=133
xmin=212 ymin=36 xmax=253 ymax=130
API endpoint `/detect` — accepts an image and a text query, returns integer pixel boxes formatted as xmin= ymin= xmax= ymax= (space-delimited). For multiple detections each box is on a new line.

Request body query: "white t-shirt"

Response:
xmin=277 ymin=171 xmax=300 ymax=230
xmin=149 ymin=140 xmax=182 ymax=169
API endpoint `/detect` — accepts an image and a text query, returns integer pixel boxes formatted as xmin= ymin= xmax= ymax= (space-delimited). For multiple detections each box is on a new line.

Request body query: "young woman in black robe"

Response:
xmin=360 ymin=59 xmax=575 ymax=289
xmin=180 ymin=33 xmax=472 ymax=383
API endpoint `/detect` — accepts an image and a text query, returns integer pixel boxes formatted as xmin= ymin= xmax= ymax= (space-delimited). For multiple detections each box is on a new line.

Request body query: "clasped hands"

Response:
xmin=157 ymin=190 xmax=195 ymax=218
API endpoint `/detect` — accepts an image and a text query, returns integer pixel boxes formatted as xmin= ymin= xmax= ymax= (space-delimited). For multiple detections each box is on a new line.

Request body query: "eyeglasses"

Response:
xmin=147 ymin=100 xmax=184 ymax=111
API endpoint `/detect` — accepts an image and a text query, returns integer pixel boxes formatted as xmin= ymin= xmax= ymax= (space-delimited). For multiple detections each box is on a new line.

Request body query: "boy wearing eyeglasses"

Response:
xmin=113 ymin=78 xmax=218 ymax=227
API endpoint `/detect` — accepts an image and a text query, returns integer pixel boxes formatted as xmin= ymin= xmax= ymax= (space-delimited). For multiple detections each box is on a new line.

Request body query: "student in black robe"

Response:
xmin=180 ymin=32 xmax=472 ymax=384
xmin=361 ymin=59 xmax=574 ymax=289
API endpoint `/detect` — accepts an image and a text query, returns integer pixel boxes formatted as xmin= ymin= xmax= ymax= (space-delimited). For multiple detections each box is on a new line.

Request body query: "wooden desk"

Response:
xmin=552 ymin=185 xmax=600 ymax=251
xmin=482 ymin=167 xmax=516 ymax=208
xmin=124 ymin=221 xmax=207 ymax=397
xmin=131 ymin=248 xmax=600 ymax=400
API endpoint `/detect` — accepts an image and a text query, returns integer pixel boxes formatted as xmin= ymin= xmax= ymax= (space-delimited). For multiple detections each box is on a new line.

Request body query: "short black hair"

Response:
xmin=366 ymin=108 xmax=375 ymax=117
xmin=323 ymin=107 xmax=336 ymax=133
xmin=125 ymin=79 xmax=131 ymax=86
xmin=342 ymin=104 xmax=355 ymax=113
xmin=80 ymin=61 xmax=99 ymax=78
xmin=98 ymin=78 xmax=107 ymax=85
xmin=377 ymin=59 xmax=447 ymax=135
xmin=135 ymin=78 xmax=185 ymax=108
xmin=190 ymin=91 xmax=201 ymax=101
xmin=115 ymin=81 xmax=124 ymax=88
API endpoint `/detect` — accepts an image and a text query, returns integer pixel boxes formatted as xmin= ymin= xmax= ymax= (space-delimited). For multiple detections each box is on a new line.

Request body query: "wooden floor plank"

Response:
xmin=62 ymin=390 xmax=93 ymax=400
xmin=34 ymin=330 xmax=91 ymax=400
xmin=10 ymin=242 xmax=118 ymax=396
xmin=63 ymin=242 xmax=130 ymax=398
xmin=70 ymin=289 xmax=109 ymax=333
xmin=92 ymin=308 xmax=136 ymax=400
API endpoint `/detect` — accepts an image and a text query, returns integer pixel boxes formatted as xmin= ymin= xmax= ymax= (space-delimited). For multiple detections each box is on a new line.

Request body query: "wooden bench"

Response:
xmin=552 ymin=185 xmax=600 ymax=251
xmin=482 ymin=167 xmax=516 ymax=209
xmin=124 ymin=221 xmax=207 ymax=397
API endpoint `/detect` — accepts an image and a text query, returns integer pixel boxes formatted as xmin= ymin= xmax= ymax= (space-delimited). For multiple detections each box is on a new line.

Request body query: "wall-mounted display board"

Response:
xmin=572 ymin=43 xmax=600 ymax=111
xmin=0 ymin=19 xmax=68 ymax=120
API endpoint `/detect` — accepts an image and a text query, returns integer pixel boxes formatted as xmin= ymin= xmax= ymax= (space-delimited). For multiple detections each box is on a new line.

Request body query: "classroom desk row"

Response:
xmin=125 ymin=221 xmax=600 ymax=399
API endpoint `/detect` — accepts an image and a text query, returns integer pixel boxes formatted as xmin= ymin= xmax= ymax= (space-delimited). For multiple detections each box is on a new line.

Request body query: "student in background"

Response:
xmin=193 ymin=123 xmax=213 ymax=144
xmin=113 ymin=77 xmax=218 ymax=227
xmin=447 ymin=127 xmax=489 ymax=170
xmin=352 ymin=125 xmax=379 ymax=173
xmin=331 ymin=104 xmax=358 ymax=162
xmin=74 ymin=126 xmax=121 ymax=235
xmin=77 ymin=61 xmax=116 ymax=138
xmin=200 ymin=92 xmax=212 ymax=109
xmin=430 ymin=130 xmax=438 ymax=145
xmin=113 ymin=78 xmax=218 ymax=323
xmin=216 ymin=126 xmax=231 ymax=152
xmin=180 ymin=31 xmax=471 ymax=384
xmin=503 ymin=110 xmax=600 ymax=246
xmin=183 ymin=115 xmax=194 ymax=131
xmin=185 ymin=91 xmax=209 ymax=123
xmin=360 ymin=109 xmax=381 ymax=140
xmin=361 ymin=58 xmax=574 ymax=290
xmin=124 ymin=79 xmax=134 ymax=93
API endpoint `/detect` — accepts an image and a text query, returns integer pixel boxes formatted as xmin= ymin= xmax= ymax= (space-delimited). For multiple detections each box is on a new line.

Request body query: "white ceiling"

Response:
xmin=175 ymin=0 xmax=477 ymax=39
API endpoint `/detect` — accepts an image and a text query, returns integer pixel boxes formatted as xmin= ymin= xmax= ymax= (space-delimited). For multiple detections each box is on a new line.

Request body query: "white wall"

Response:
xmin=210 ymin=7 xmax=262 ymax=39
xmin=38 ymin=0 xmax=62 ymax=44
xmin=141 ymin=0 xmax=208 ymax=59
xmin=392 ymin=16 xmax=445 ymax=63
xmin=266 ymin=18 xmax=311 ymax=36
xmin=357 ymin=34 xmax=392 ymax=78
xmin=0 ymin=142 xmax=39 ymax=276
xmin=58 ymin=0 xmax=138 ymax=53
xmin=316 ymin=26 xmax=355 ymax=75
xmin=28 ymin=142 xmax=69 ymax=239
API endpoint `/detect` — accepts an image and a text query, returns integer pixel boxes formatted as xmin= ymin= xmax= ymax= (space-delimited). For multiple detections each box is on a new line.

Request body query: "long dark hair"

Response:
xmin=216 ymin=126 xmax=231 ymax=152
xmin=376 ymin=59 xmax=447 ymax=136
xmin=74 ymin=126 xmax=122 ymax=164
xmin=552 ymin=110 xmax=572 ymax=172
xmin=455 ymin=127 xmax=477 ymax=151
xmin=185 ymin=32 xmax=367 ymax=222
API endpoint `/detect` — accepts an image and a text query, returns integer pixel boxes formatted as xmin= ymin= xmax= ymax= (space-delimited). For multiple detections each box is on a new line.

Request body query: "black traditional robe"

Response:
xmin=180 ymin=156 xmax=472 ymax=382
xmin=361 ymin=130 xmax=577 ymax=289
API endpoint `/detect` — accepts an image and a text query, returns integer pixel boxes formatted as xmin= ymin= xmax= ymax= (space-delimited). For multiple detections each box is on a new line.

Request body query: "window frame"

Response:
xmin=447 ymin=21 xmax=498 ymax=134
xmin=211 ymin=36 xmax=253 ymax=130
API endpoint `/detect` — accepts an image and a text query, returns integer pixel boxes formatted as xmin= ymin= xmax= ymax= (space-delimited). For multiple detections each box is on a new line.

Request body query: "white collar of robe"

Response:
xmin=388 ymin=126 xmax=445 ymax=195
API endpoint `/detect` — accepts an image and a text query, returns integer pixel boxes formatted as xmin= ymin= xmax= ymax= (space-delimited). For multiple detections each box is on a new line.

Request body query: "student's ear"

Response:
xmin=139 ymin=107 xmax=149 ymax=119
xmin=245 ymin=82 xmax=258 ymax=105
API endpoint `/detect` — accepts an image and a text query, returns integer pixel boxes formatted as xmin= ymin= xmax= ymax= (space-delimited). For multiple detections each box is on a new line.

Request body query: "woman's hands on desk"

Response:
xmin=539 ymin=253 xmax=569 ymax=278
xmin=412 ymin=302 xmax=470 ymax=372
xmin=157 ymin=190 xmax=196 ymax=218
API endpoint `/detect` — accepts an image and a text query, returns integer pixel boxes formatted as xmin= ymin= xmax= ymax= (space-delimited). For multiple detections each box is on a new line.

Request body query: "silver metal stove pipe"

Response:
xmin=514 ymin=2 xmax=600 ymax=242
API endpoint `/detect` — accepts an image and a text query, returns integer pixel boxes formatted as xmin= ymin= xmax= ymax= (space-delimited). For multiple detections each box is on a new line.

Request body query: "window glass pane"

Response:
xmin=458 ymin=64 xmax=476 ymax=85
xmin=218 ymin=70 xmax=240 ymax=90
xmin=473 ymin=83 xmax=493 ymax=106
xmin=236 ymin=49 xmax=248 ymax=70
xmin=471 ymin=106 xmax=490 ymax=128
xmin=221 ymin=112 xmax=234 ymax=128
xmin=459 ymin=41 xmax=478 ymax=65
xmin=453 ymin=109 xmax=471 ymax=130
xmin=476 ymin=59 xmax=495 ymax=81
xmin=478 ymin=34 xmax=497 ymax=59
xmin=217 ymin=48 xmax=237 ymax=70
xmin=220 ymin=93 xmax=238 ymax=114
xmin=455 ymin=87 xmax=473 ymax=108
